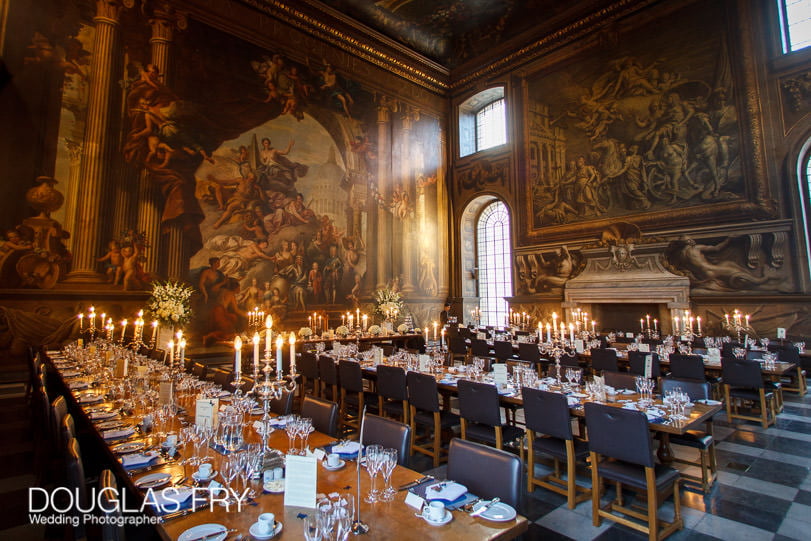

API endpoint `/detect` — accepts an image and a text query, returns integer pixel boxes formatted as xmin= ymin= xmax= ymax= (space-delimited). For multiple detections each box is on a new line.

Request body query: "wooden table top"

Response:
xmin=46 ymin=351 xmax=528 ymax=541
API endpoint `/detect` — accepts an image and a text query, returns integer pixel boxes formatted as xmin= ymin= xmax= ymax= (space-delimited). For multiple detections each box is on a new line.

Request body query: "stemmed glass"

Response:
xmin=219 ymin=455 xmax=240 ymax=506
xmin=299 ymin=417 xmax=313 ymax=454
xmin=364 ymin=444 xmax=384 ymax=503
xmin=285 ymin=416 xmax=301 ymax=454
xmin=303 ymin=515 xmax=323 ymax=541
xmin=380 ymin=448 xmax=398 ymax=502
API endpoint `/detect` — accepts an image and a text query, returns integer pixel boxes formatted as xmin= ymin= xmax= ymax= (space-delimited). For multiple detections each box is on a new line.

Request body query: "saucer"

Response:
xmin=134 ymin=472 xmax=172 ymax=489
xmin=421 ymin=510 xmax=452 ymax=526
xmin=192 ymin=470 xmax=217 ymax=482
xmin=477 ymin=502 xmax=517 ymax=522
xmin=322 ymin=459 xmax=346 ymax=471
xmin=178 ymin=524 xmax=228 ymax=541
xmin=263 ymin=479 xmax=285 ymax=493
xmin=249 ymin=520 xmax=282 ymax=540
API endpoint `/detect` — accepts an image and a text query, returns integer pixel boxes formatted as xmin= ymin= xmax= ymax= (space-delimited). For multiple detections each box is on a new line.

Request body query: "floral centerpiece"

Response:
xmin=298 ymin=327 xmax=313 ymax=338
xmin=368 ymin=325 xmax=382 ymax=336
xmin=335 ymin=325 xmax=350 ymax=338
xmin=374 ymin=286 xmax=405 ymax=319
xmin=147 ymin=281 xmax=194 ymax=328
xmin=397 ymin=323 xmax=409 ymax=334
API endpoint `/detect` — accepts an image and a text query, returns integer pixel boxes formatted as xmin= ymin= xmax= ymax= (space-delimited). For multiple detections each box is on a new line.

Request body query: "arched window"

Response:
xmin=459 ymin=87 xmax=507 ymax=157
xmin=779 ymin=0 xmax=811 ymax=53
xmin=476 ymin=201 xmax=513 ymax=327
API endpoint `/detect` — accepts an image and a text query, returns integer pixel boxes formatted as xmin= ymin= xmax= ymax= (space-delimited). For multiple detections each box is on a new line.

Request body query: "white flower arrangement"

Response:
xmin=397 ymin=323 xmax=409 ymax=334
xmin=374 ymin=287 xmax=404 ymax=317
xmin=367 ymin=325 xmax=382 ymax=336
xmin=335 ymin=325 xmax=350 ymax=337
xmin=147 ymin=281 xmax=194 ymax=327
xmin=298 ymin=327 xmax=313 ymax=338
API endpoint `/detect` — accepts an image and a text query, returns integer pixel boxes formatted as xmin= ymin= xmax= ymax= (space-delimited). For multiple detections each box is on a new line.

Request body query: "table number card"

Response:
xmin=419 ymin=354 xmax=431 ymax=372
xmin=638 ymin=343 xmax=650 ymax=353
xmin=493 ymin=363 xmax=508 ymax=385
xmin=574 ymin=339 xmax=585 ymax=353
xmin=777 ymin=327 xmax=787 ymax=339
xmin=158 ymin=381 xmax=173 ymax=405
xmin=196 ymin=398 xmax=219 ymax=427
xmin=284 ymin=454 xmax=318 ymax=508
xmin=644 ymin=355 xmax=653 ymax=378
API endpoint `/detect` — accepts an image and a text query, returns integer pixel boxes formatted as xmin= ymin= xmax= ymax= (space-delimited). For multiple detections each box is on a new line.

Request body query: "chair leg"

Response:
xmin=566 ymin=440 xmax=577 ymax=509
xmin=759 ymin=389 xmax=769 ymax=429
xmin=724 ymin=385 xmax=733 ymax=422
xmin=590 ymin=452 xmax=601 ymax=527
xmin=409 ymin=405 xmax=417 ymax=455
xmin=460 ymin=418 xmax=467 ymax=441
xmin=401 ymin=400 xmax=408 ymax=425
xmin=433 ymin=412 xmax=441 ymax=468
xmin=527 ymin=431 xmax=535 ymax=493
xmin=495 ymin=426 xmax=503 ymax=450
xmin=646 ymin=467 xmax=658 ymax=541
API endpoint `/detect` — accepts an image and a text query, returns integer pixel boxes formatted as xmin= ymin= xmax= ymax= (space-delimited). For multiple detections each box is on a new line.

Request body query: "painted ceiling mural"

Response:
xmin=527 ymin=0 xmax=741 ymax=231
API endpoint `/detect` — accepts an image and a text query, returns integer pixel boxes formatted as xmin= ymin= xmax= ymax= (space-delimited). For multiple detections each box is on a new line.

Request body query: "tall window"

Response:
xmin=779 ymin=0 xmax=811 ymax=53
xmin=476 ymin=98 xmax=507 ymax=152
xmin=477 ymin=201 xmax=512 ymax=327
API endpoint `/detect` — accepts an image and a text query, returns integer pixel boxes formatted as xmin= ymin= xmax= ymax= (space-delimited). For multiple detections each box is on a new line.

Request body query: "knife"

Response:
xmin=398 ymin=475 xmax=434 ymax=491
xmin=184 ymin=527 xmax=236 ymax=541
xmin=470 ymin=497 xmax=500 ymax=517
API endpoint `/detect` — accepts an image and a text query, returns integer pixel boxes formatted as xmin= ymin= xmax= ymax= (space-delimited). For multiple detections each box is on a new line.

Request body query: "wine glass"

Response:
xmin=285 ymin=416 xmax=300 ymax=454
xmin=299 ymin=417 xmax=313 ymax=454
xmin=380 ymin=448 xmax=398 ymax=502
xmin=303 ymin=515 xmax=323 ymax=541
xmin=364 ymin=444 xmax=384 ymax=503
xmin=219 ymin=456 xmax=239 ymax=506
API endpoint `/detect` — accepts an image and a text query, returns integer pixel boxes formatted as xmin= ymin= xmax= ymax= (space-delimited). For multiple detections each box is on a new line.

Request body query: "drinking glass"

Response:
xmin=299 ymin=417 xmax=314 ymax=454
xmin=285 ymin=416 xmax=300 ymax=454
xmin=380 ymin=448 xmax=398 ymax=501
xmin=219 ymin=456 xmax=239 ymax=506
xmin=303 ymin=515 xmax=323 ymax=541
xmin=364 ymin=444 xmax=384 ymax=503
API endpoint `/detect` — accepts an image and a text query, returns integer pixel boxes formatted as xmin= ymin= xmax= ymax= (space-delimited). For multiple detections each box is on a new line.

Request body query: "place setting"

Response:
xmin=249 ymin=511 xmax=282 ymax=540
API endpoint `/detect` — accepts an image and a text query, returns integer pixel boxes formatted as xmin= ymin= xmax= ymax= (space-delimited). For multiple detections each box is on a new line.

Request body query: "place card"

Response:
xmin=644 ymin=354 xmax=653 ymax=378
xmin=777 ymin=327 xmax=786 ymax=339
xmin=638 ymin=343 xmax=650 ymax=353
xmin=158 ymin=381 xmax=173 ymax=406
xmin=574 ymin=339 xmax=584 ymax=353
xmin=312 ymin=448 xmax=326 ymax=461
xmin=114 ymin=357 xmax=128 ymax=378
xmin=493 ymin=363 xmax=508 ymax=385
xmin=707 ymin=348 xmax=721 ymax=363
xmin=419 ymin=354 xmax=431 ymax=372
xmin=404 ymin=491 xmax=425 ymax=510
xmin=196 ymin=398 xmax=219 ymax=427
xmin=625 ymin=332 xmax=634 ymax=339
xmin=374 ymin=348 xmax=383 ymax=365
xmin=284 ymin=454 xmax=318 ymax=508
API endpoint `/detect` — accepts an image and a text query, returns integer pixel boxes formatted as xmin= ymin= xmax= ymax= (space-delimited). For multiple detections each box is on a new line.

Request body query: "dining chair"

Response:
xmin=191 ymin=362 xmax=207 ymax=380
xmin=470 ymin=339 xmax=492 ymax=359
xmin=493 ymin=340 xmax=516 ymax=362
xmin=317 ymin=355 xmax=339 ymax=401
xmin=448 ymin=336 xmax=469 ymax=365
xmin=62 ymin=413 xmax=77 ymax=452
xmin=298 ymin=352 xmax=320 ymax=410
xmin=446 ymin=438 xmax=522 ymax=509
xmin=150 ymin=348 xmax=166 ymax=363
xmin=628 ymin=351 xmax=661 ymax=378
xmin=517 ymin=342 xmax=542 ymax=364
xmin=405 ymin=335 xmax=426 ymax=353
xmin=456 ymin=380 xmax=524 ymax=457
xmin=211 ymin=368 xmax=234 ymax=392
xmin=50 ymin=395 xmax=68 ymax=453
xmin=659 ymin=377 xmax=717 ymax=492
xmin=459 ymin=327 xmax=473 ymax=339
xmin=407 ymin=371 xmax=460 ymax=467
xmin=360 ymin=413 xmax=411 ymax=466
xmin=301 ymin=396 xmax=338 ymax=437
xmin=376 ymin=365 xmax=408 ymax=423
xmin=34 ymin=382 xmax=50 ymax=484
xmin=270 ymin=389 xmax=295 ymax=416
xmin=777 ymin=346 xmax=807 ymax=396
xmin=591 ymin=348 xmax=619 ymax=374
xmin=99 ymin=469 xmax=124 ymax=541
xmin=722 ymin=357 xmax=776 ymax=428
xmin=338 ymin=360 xmax=377 ymax=435
xmin=65 ymin=437 xmax=88 ymax=541
xmin=668 ymin=354 xmax=705 ymax=381
xmin=584 ymin=402 xmax=683 ymax=541
xmin=523 ymin=387 xmax=590 ymax=508
xmin=603 ymin=370 xmax=639 ymax=392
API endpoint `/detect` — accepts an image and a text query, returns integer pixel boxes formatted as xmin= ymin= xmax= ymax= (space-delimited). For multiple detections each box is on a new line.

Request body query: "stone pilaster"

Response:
xmin=376 ymin=98 xmax=392 ymax=289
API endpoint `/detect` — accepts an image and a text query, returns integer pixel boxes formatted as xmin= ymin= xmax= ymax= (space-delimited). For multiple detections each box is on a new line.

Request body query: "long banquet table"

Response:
xmin=45 ymin=350 xmax=528 ymax=541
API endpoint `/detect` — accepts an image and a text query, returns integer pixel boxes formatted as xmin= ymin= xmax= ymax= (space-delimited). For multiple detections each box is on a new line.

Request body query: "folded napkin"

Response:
xmin=88 ymin=410 xmax=117 ymax=420
xmin=62 ymin=370 xmax=81 ymax=377
xmin=622 ymin=403 xmax=639 ymax=411
xmin=103 ymin=427 xmax=135 ymax=440
xmin=645 ymin=408 xmax=666 ymax=420
xmin=78 ymin=394 xmax=102 ymax=403
xmin=268 ymin=417 xmax=287 ymax=427
xmin=146 ymin=486 xmax=193 ymax=511
xmin=332 ymin=441 xmax=361 ymax=455
xmin=424 ymin=481 xmax=468 ymax=502
xmin=566 ymin=396 xmax=580 ymax=407
xmin=121 ymin=451 xmax=159 ymax=468
xmin=68 ymin=381 xmax=89 ymax=390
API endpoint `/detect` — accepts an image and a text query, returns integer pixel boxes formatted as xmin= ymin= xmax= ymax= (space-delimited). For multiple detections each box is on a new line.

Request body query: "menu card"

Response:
xmin=196 ymin=398 xmax=219 ymax=427
xmin=419 ymin=354 xmax=431 ymax=372
xmin=158 ymin=381 xmax=173 ymax=405
xmin=707 ymin=348 xmax=721 ymax=363
xmin=625 ymin=332 xmax=634 ymax=338
xmin=284 ymin=454 xmax=317 ymax=508
xmin=644 ymin=354 xmax=653 ymax=378
xmin=574 ymin=339 xmax=584 ymax=353
xmin=114 ymin=357 xmax=128 ymax=378
xmin=374 ymin=348 xmax=383 ymax=365
xmin=638 ymin=343 xmax=650 ymax=353
xmin=493 ymin=363 xmax=508 ymax=385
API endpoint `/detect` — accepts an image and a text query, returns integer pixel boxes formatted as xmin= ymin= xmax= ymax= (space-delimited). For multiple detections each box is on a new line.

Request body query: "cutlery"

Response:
xmin=462 ymin=498 xmax=482 ymax=512
xmin=158 ymin=502 xmax=208 ymax=522
xmin=398 ymin=475 xmax=434 ymax=491
xmin=184 ymin=527 xmax=236 ymax=541
xmin=469 ymin=497 xmax=500 ymax=517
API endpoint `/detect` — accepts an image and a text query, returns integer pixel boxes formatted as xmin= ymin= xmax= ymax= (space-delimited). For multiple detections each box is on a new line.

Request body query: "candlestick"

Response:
xmin=234 ymin=336 xmax=242 ymax=375
xmin=253 ymin=332 xmax=260 ymax=371
xmin=276 ymin=335 xmax=283 ymax=375
xmin=78 ymin=313 xmax=83 ymax=330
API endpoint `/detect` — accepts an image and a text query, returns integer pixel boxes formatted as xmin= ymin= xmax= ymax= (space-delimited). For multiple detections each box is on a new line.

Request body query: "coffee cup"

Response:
xmin=424 ymin=501 xmax=445 ymax=521
xmin=256 ymin=512 xmax=275 ymax=534
xmin=326 ymin=453 xmax=341 ymax=467
xmin=197 ymin=463 xmax=212 ymax=477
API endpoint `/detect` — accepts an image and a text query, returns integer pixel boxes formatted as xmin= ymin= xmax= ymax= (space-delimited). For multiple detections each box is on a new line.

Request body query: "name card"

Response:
xmin=404 ymin=491 xmax=425 ymax=510
xmin=196 ymin=398 xmax=219 ymax=427
xmin=159 ymin=381 xmax=173 ymax=405
xmin=777 ymin=327 xmax=787 ymax=339
xmin=418 ymin=354 xmax=431 ymax=372
xmin=625 ymin=332 xmax=634 ymax=339
xmin=574 ymin=339 xmax=585 ymax=353
xmin=638 ymin=343 xmax=650 ymax=353
xmin=493 ymin=363 xmax=508 ymax=385
xmin=707 ymin=348 xmax=721 ymax=363
xmin=644 ymin=355 xmax=653 ymax=379
xmin=477 ymin=332 xmax=486 ymax=340
xmin=114 ymin=357 xmax=128 ymax=378
xmin=374 ymin=348 xmax=383 ymax=365
xmin=284 ymin=454 xmax=318 ymax=508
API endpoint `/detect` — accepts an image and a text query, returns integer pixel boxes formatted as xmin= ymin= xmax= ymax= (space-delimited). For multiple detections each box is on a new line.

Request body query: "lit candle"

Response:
xmin=341 ymin=314 xmax=346 ymax=327
xmin=569 ymin=323 xmax=574 ymax=342
xmin=653 ymin=319 xmax=658 ymax=332
xmin=646 ymin=314 xmax=651 ymax=330
xmin=640 ymin=319 xmax=644 ymax=332
xmin=179 ymin=338 xmax=186 ymax=367
xmin=234 ymin=336 xmax=242 ymax=375
xmin=168 ymin=339 xmax=174 ymax=367
xmin=253 ymin=332 xmax=260 ymax=371
xmin=89 ymin=307 xmax=96 ymax=330
xmin=120 ymin=319 xmax=128 ymax=341
xmin=696 ymin=317 xmax=701 ymax=334
xmin=674 ymin=316 xmax=680 ymax=334
xmin=276 ymin=335 xmax=283 ymax=375
xmin=151 ymin=320 xmax=158 ymax=344
xmin=349 ymin=315 xmax=354 ymax=329
xmin=356 ymin=308 xmax=360 ymax=325
xmin=308 ymin=316 xmax=312 ymax=329
xmin=441 ymin=327 xmax=445 ymax=347
xmin=591 ymin=320 xmax=596 ymax=333
xmin=362 ymin=314 xmax=368 ymax=331
xmin=289 ymin=333 xmax=296 ymax=374
xmin=265 ymin=315 xmax=273 ymax=354
xmin=725 ymin=313 xmax=730 ymax=326
xmin=78 ymin=313 xmax=83 ymax=330
xmin=318 ymin=315 xmax=322 ymax=333
xmin=546 ymin=323 xmax=551 ymax=342
xmin=100 ymin=313 xmax=106 ymax=329
xmin=745 ymin=314 xmax=750 ymax=327
xmin=689 ymin=317 xmax=695 ymax=331
xmin=433 ymin=321 xmax=438 ymax=341
xmin=424 ymin=327 xmax=428 ymax=341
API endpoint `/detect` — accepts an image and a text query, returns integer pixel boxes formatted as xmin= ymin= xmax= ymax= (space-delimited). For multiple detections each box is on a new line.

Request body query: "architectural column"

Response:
xmin=436 ymin=130 xmax=449 ymax=299
xmin=61 ymin=140 xmax=83 ymax=249
xmin=139 ymin=2 xmax=186 ymax=277
xmin=400 ymin=108 xmax=416 ymax=294
xmin=376 ymin=97 xmax=392 ymax=289
xmin=65 ymin=0 xmax=127 ymax=281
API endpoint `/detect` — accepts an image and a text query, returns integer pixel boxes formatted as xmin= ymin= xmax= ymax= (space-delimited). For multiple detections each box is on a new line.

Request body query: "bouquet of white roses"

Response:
xmin=397 ymin=323 xmax=409 ymax=334
xmin=335 ymin=325 xmax=350 ymax=337
xmin=147 ymin=281 xmax=194 ymax=327
xmin=298 ymin=327 xmax=313 ymax=338
xmin=368 ymin=325 xmax=382 ymax=336
xmin=374 ymin=286 xmax=404 ymax=316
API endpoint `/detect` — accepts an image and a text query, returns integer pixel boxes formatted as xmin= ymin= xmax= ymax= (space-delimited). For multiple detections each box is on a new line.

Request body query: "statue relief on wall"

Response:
xmin=522 ymin=0 xmax=770 ymax=243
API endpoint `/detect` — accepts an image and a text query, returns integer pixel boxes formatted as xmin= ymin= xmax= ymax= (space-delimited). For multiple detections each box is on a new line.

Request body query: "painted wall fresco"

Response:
xmin=526 ymin=0 xmax=743 ymax=232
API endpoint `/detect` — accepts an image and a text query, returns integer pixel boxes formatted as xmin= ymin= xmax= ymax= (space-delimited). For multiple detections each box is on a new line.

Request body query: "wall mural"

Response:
xmin=526 ymin=0 xmax=742 ymax=233
xmin=0 ymin=6 xmax=446 ymax=343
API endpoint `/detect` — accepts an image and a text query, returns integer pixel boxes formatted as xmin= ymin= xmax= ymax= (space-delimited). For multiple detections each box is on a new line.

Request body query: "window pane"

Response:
xmin=476 ymin=99 xmax=506 ymax=151
xmin=476 ymin=201 xmax=512 ymax=327
xmin=783 ymin=0 xmax=811 ymax=52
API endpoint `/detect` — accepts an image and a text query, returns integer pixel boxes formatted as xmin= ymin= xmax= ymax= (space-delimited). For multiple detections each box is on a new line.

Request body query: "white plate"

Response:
xmin=569 ymin=393 xmax=588 ymax=398
xmin=78 ymin=394 xmax=102 ymax=404
xmin=96 ymin=420 xmax=126 ymax=430
xmin=192 ymin=470 xmax=218 ymax=482
xmin=478 ymin=502 xmax=517 ymax=522
xmin=698 ymin=399 xmax=722 ymax=406
xmin=263 ymin=479 xmax=285 ymax=493
xmin=89 ymin=410 xmax=117 ymax=420
xmin=420 ymin=510 xmax=453 ymax=526
xmin=249 ymin=520 xmax=282 ymax=539
xmin=134 ymin=472 xmax=171 ymax=489
xmin=111 ymin=441 xmax=145 ymax=454
xmin=322 ymin=459 xmax=346 ymax=471
xmin=178 ymin=523 xmax=228 ymax=541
